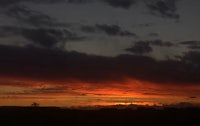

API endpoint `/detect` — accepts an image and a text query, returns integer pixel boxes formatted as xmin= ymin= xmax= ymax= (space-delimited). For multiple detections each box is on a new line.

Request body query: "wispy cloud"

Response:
xmin=103 ymin=0 xmax=137 ymax=9
xmin=180 ymin=41 xmax=200 ymax=49
xmin=145 ymin=0 xmax=180 ymax=19
xmin=125 ymin=41 xmax=153 ymax=54
xmin=81 ymin=24 xmax=138 ymax=38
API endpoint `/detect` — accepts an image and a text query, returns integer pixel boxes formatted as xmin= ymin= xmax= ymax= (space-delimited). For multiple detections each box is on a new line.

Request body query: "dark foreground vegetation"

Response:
xmin=0 ymin=106 xmax=200 ymax=126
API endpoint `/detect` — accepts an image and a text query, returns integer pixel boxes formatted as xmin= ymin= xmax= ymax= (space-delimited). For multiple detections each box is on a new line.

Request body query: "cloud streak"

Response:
xmin=81 ymin=24 xmax=138 ymax=38
xmin=0 ymin=26 xmax=85 ymax=48
xmin=4 ymin=5 xmax=64 ymax=27
xmin=125 ymin=41 xmax=153 ymax=54
xmin=103 ymin=0 xmax=137 ymax=9
xmin=125 ymin=40 xmax=174 ymax=54
xmin=22 ymin=28 xmax=85 ymax=48
xmin=180 ymin=41 xmax=200 ymax=49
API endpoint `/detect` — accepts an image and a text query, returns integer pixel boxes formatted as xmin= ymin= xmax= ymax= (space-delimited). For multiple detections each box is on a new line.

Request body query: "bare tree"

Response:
xmin=31 ymin=102 xmax=39 ymax=107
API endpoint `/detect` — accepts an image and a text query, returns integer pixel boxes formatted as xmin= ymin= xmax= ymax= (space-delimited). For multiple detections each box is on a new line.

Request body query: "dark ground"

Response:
xmin=0 ymin=106 xmax=200 ymax=126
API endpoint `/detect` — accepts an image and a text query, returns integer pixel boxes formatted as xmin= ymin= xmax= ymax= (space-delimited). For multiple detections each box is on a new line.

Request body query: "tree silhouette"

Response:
xmin=31 ymin=102 xmax=39 ymax=107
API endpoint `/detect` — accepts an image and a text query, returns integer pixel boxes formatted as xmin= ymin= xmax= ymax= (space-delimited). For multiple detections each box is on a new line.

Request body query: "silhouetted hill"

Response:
xmin=0 ymin=106 xmax=200 ymax=126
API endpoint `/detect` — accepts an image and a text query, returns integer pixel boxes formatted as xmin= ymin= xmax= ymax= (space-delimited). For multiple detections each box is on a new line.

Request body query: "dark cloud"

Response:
xmin=189 ymin=96 xmax=197 ymax=99
xmin=0 ymin=0 xmax=66 ymax=6
xmin=180 ymin=41 xmax=200 ymax=49
xmin=95 ymin=24 xmax=129 ymax=36
xmin=81 ymin=25 xmax=96 ymax=33
xmin=67 ymin=0 xmax=92 ymax=4
xmin=138 ymin=23 xmax=156 ymax=27
xmin=125 ymin=41 xmax=153 ymax=54
xmin=125 ymin=40 xmax=174 ymax=54
xmin=135 ymin=40 xmax=174 ymax=47
xmin=0 ymin=7 xmax=69 ymax=47
xmin=3 ymin=86 xmax=67 ymax=95
xmin=80 ymin=24 xmax=138 ymax=37
xmin=0 ymin=0 xmax=181 ymax=21
xmin=181 ymin=51 xmax=200 ymax=66
xmin=5 ymin=5 xmax=62 ymax=27
xmin=119 ymin=31 xmax=138 ymax=37
xmin=148 ymin=33 xmax=159 ymax=37
xmin=22 ymin=28 xmax=84 ymax=48
xmin=26 ymin=86 xmax=67 ymax=94
xmin=22 ymin=28 xmax=65 ymax=48
xmin=0 ymin=4 xmax=85 ymax=48
xmin=0 ymin=26 xmax=85 ymax=48
xmin=189 ymin=46 xmax=200 ymax=49
xmin=142 ymin=92 xmax=172 ymax=96
xmin=145 ymin=0 xmax=180 ymax=19
xmin=149 ymin=39 xmax=174 ymax=46
xmin=103 ymin=0 xmax=136 ymax=9
xmin=82 ymin=24 xmax=138 ymax=37
xmin=0 ymin=26 xmax=21 ymax=37
xmin=180 ymin=41 xmax=200 ymax=45
xmin=0 ymin=0 xmax=21 ymax=6
xmin=0 ymin=45 xmax=199 ymax=85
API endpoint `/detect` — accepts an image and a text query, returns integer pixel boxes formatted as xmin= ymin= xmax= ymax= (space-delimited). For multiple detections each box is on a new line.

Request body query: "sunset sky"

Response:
xmin=0 ymin=0 xmax=200 ymax=107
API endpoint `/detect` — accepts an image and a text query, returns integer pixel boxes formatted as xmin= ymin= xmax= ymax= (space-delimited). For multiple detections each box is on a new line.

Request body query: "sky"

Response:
xmin=0 ymin=0 xmax=200 ymax=107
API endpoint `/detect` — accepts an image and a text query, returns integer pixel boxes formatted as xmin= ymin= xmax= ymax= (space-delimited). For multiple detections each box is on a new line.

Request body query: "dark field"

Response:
xmin=0 ymin=106 xmax=200 ymax=126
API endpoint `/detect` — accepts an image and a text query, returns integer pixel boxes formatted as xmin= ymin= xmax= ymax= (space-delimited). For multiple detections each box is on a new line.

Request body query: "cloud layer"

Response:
xmin=0 ymin=0 xmax=181 ymax=20
xmin=0 ymin=45 xmax=199 ymax=85
xmin=81 ymin=24 xmax=138 ymax=37
xmin=0 ymin=0 xmax=199 ymax=86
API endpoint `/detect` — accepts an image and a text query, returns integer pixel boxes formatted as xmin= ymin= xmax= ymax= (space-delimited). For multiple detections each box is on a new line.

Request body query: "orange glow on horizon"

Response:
xmin=0 ymin=76 xmax=200 ymax=107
